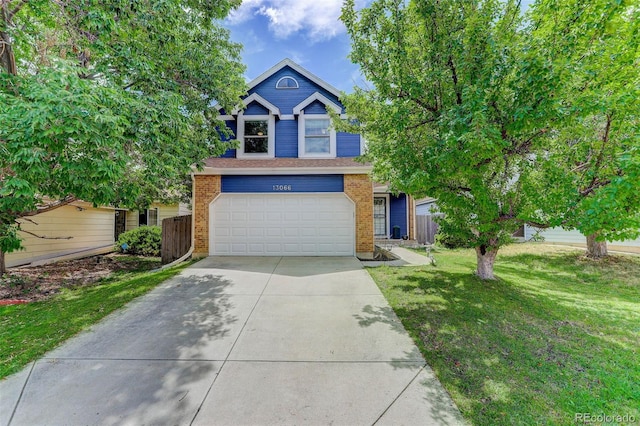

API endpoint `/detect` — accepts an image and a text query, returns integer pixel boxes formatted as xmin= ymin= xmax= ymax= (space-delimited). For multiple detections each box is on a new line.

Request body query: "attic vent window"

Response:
xmin=276 ymin=76 xmax=299 ymax=89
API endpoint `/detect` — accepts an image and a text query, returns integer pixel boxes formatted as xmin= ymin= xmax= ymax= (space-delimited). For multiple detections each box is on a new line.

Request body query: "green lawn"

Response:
xmin=0 ymin=262 xmax=189 ymax=379
xmin=367 ymin=244 xmax=639 ymax=425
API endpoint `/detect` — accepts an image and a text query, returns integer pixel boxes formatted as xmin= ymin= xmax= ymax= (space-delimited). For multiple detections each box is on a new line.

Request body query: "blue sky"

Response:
xmin=223 ymin=0 xmax=366 ymax=93
xmin=223 ymin=0 xmax=534 ymax=94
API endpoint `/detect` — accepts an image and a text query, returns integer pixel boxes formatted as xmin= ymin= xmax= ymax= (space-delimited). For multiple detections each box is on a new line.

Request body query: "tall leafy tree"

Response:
xmin=522 ymin=0 xmax=640 ymax=257
xmin=0 ymin=0 xmax=246 ymax=273
xmin=340 ymin=0 xmax=639 ymax=278
xmin=340 ymin=0 xmax=558 ymax=279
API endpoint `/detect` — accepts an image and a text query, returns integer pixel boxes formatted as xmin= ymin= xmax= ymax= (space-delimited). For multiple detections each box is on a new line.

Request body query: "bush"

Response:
xmin=115 ymin=226 xmax=162 ymax=257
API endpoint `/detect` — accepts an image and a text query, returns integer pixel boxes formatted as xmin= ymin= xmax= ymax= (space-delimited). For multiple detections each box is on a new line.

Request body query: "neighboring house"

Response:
xmin=124 ymin=203 xmax=191 ymax=233
xmin=6 ymin=201 xmax=118 ymax=268
xmin=523 ymin=225 xmax=640 ymax=251
xmin=192 ymin=59 xmax=415 ymax=260
xmin=415 ymin=197 xmax=438 ymax=216
xmin=6 ymin=202 xmax=189 ymax=268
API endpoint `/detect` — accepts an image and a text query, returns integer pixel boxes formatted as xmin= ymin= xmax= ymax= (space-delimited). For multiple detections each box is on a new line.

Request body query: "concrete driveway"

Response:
xmin=1 ymin=257 xmax=463 ymax=426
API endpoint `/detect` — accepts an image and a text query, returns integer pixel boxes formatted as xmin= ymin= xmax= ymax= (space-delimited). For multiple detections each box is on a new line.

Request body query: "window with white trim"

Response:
xmin=298 ymin=112 xmax=336 ymax=158
xmin=243 ymin=120 xmax=269 ymax=153
xmin=139 ymin=208 xmax=158 ymax=227
xmin=236 ymin=114 xmax=275 ymax=158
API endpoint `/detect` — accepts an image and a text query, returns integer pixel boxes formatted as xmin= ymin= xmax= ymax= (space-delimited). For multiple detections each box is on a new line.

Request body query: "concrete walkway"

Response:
xmin=1 ymin=257 xmax=463 ymax=426
xmin=362 ymin=246 xmax=435 ymax=267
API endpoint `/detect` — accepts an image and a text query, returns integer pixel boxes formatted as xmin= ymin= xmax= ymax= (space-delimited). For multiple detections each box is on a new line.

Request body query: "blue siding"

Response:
xmin=245 ymin=102 xmax=269 ymax=115
xmin=250 ymin=66 xmax=344 ymax=115
xmin=304 ymin=100 xmax=329 ymax=114
xmin=390 ymin=194 xmax=408 ymax=238
xmin=275 ymin=120 xmax=298 ymax=157
xmin=337 ymin=132 xmax=361 ymax=157
xmin=220 ymin=120 xmax=237 ymax=158
xmin=222 ymin=175 xmax=344 ymax=193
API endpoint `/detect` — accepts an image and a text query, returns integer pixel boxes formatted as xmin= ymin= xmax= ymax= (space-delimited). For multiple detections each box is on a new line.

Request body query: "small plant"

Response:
xmin=115 ymin=226 xmax=162 ymax=257
xmin=1 ymin=273 xmax=27 ymax=289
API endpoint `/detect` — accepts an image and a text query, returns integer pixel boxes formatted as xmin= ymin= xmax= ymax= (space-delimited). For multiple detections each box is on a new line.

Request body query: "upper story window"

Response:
xmin=298 ymin=112 xmax=336 ymax=158
xmin=243 ymin=120 xmax=269 ymax=153
xmin=236 ymin=114 xmax=275 ymax=158
xmin=276 ymin=76 xmax=299 ymax=89
xmin=304 ymin=118 xmax=331 ymax=154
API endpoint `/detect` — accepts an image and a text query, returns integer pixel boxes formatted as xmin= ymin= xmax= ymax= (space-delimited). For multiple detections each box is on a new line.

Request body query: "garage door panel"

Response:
xmin=210 ymin=193 xmax=354 ymax=256
xmin=266 ymin=212 xmax=282 ymax=221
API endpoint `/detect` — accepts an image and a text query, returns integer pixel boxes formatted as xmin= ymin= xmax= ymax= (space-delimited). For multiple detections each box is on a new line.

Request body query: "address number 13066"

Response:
xmin=272 ymin=184 xmax=292 ymax=191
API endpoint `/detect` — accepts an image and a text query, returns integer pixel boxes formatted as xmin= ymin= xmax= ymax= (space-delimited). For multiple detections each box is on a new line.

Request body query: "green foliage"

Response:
xmin=339 ymin=0 xmax=639 ymax=275
xmin=521 ymin=0 xmax=640 ymax=244
xmin=116 ymin=226 xmax=162 ymax=257
xmin=0 ymin=0 xmax=246 ymax=268
xmin=339 ymin=0 xmax=545 ymax=277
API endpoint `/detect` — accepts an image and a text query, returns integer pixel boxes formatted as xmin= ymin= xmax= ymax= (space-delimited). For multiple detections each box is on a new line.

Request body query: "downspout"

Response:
xmin=154 ymin=172 xmax=196 ymax=271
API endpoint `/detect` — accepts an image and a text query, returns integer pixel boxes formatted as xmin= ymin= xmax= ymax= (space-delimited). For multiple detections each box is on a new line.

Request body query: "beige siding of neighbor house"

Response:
xmin=6 ymin=203 xmax=115 ymax=268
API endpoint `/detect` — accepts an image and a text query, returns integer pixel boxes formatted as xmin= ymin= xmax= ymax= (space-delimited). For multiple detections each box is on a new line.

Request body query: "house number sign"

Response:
xmin=272 ymin=184 xmax=292 ymax=191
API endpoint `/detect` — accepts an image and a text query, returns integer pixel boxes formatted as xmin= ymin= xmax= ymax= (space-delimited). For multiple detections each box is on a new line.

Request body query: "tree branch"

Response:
xmin=20 ymin=196 xmax=78 ymax=217
xmin=447 ymin=55 xmax=462 ymax=105
xmin=584 ymin=113 xmax=612 ymax=193
xmin=18 ymin=228 xmax=73 ymax=240
xmin=9 ymin=0 xmax=28 ymax=20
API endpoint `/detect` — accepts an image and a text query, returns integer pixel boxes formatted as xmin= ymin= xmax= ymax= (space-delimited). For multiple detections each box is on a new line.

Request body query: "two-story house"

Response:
xmin=191 ymin=59 xmax=414 ymax=260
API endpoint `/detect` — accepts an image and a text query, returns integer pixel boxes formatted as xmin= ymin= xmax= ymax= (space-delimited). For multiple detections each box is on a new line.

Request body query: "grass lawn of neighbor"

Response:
xmin=367 ymin=243 xmax=639 ymax=425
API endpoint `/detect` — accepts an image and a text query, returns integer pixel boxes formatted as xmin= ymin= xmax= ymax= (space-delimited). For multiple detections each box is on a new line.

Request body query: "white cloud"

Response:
xmin=228 ymin=0 xmax=349 ymax=42
xmin=227 ymin=0 xmax=265 ymax=25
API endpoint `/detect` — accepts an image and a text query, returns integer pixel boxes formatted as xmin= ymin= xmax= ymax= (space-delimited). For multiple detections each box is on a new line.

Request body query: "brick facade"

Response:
xmin=193 ymin=175 xmax=221 ymax=258
xmin=344 ymin=174 xmax=374 ymax=258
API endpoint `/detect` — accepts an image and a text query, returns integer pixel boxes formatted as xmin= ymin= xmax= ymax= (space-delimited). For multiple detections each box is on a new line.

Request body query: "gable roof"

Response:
xmin=248 ymin=58 xmax=342 ymax=98
xmin=293 ymin=93 xmax=342 ymax=115
xmin=231 ymin=93 xmax=281 ymax=117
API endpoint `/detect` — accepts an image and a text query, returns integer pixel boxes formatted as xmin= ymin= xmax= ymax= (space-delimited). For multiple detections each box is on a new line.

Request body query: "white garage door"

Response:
xmin=210 ymin=193 xmax=355 ymax=256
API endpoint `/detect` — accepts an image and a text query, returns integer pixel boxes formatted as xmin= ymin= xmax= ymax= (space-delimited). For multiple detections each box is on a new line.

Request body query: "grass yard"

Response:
xmin=367 ymin=244 xmax=639 ymax=425
xmin=0 ymin=260 xmax=189 ymax=379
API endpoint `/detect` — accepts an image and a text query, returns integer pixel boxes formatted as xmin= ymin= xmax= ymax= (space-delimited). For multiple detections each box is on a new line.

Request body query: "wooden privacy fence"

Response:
xmin=161 ymin=215 xmax=192 ymax=265
xmin=416 ymin=214 xmax=442 ymax=244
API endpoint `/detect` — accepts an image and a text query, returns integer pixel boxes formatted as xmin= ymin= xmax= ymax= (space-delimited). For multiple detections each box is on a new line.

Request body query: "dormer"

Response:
xmin=232 ymin=93 xmax=280 ymax=159
xmin=293 ymin=93 xmax=342 ymax=158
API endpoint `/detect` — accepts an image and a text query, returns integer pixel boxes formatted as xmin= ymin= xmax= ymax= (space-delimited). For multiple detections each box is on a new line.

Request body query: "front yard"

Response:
xmin=367 ymin=244 xmax=639 ymax=425
xmin=0 ymin=255 xmax=189 ymax=379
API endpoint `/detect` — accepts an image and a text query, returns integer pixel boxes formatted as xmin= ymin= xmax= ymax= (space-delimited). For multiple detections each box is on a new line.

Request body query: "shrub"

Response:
xmin=115 ymin=226 xmax=162 ymax=257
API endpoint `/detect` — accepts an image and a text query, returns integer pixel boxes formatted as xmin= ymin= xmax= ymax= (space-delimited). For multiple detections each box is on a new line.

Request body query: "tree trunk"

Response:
xmin=0 ymin=249 xmax=6 ymax=276
xmin=475 ymin=245 xmax=498 ymax=280
xmin=1 ymin=7 xmax=18 ymax=75
xmin=586 ymin=233 xmax=608 ymax=258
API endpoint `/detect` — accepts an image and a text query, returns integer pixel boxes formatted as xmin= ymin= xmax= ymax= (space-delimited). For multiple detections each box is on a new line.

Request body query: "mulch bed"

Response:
xmin=1 ymin=254 xmax=161 ymax=303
